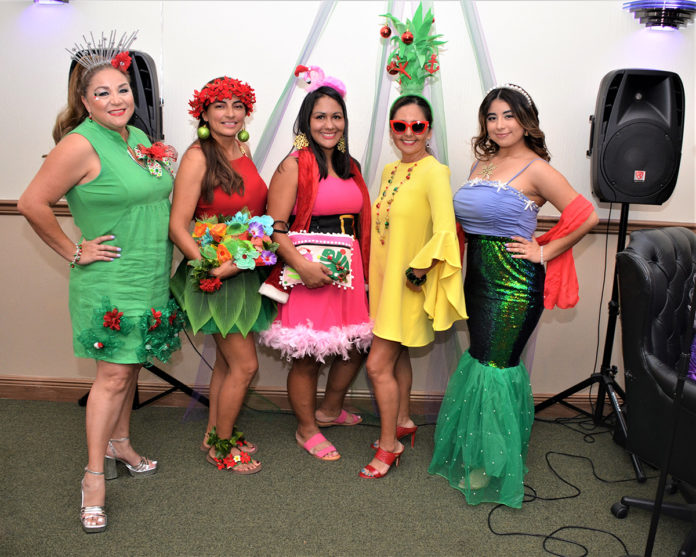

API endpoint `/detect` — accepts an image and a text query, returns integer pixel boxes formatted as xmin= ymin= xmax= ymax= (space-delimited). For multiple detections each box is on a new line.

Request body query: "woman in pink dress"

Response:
xmin=259 ymin=68 xmax=371 ymax=460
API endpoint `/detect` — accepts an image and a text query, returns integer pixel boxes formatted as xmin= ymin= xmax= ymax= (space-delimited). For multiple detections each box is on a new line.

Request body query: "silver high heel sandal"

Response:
xmin=80 ymin=468 xmax=106 ymax=533
xmin=104 ymin=437 xmax=158 ymax=479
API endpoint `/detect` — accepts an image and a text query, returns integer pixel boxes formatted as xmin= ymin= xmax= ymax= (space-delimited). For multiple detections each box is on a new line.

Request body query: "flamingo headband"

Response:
xmin=294 ymin=65 xmax=347 ymax=98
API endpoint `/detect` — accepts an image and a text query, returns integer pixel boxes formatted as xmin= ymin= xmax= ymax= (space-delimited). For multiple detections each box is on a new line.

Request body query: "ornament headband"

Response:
xmin=294 ymin=65 xmax=347 ymax=98
xmin=66 ymin=30 xmax=137 ymax=74
xmin=188 ymin=77 xmax=256 ymax=118
xmin=380 ymin=3 xmax=445 ymax=98
xmin=486 ymin=83 xmax=534 ymax=107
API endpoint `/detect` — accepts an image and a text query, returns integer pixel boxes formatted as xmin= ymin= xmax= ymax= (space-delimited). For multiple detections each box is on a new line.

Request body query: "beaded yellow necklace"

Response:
xmin=375 ymin=161 xmax=417 ymax=245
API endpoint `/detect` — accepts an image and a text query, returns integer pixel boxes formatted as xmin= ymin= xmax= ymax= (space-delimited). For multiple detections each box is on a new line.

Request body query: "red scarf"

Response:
xmin=264 ymin=148 xmax=372 ymax=291
xmin=537 ymin=194 xmax=595 ymax=309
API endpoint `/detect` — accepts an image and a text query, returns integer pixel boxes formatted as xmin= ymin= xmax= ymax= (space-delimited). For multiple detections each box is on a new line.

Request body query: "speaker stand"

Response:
xmin=77 ymin=363 xmax=209 ymax=410
xmin=534 ymin=203 xmax=646 ymax=482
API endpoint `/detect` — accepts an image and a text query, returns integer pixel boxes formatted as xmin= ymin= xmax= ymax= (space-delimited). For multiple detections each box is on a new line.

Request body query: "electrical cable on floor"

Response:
xmin=534 ymin=414 xmax=614 ymax=444
xmin=185 ymin=326 xmax=655 ymax=555
xmin=486 ymin=443 xmax=657 ymax=556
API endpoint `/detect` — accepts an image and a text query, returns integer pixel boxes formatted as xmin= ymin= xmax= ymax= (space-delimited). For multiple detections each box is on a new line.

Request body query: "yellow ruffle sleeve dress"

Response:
xmin=369 ymin=155 xmax=467 ymax=347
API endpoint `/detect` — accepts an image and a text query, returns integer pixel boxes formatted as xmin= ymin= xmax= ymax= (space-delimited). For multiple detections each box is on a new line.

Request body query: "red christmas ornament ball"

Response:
xmin=386 ymin=62 xmax=399 ymax=75
xmin=380 ymin=24 xmax=391 ymax=38
xmin=401 ymin=31 xmax=414 ymax=45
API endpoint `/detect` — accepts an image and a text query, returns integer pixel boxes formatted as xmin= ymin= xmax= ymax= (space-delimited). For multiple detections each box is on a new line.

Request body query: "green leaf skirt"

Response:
xmin=170 ymin=260 xmax=277 ymax=338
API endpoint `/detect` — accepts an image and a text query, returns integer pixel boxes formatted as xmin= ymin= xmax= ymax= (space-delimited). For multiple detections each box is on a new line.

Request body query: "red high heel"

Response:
xmin=370 ymin=425 xmax=418 ymax=450
xmin=359 ymin=446 xmax=404 ymax=479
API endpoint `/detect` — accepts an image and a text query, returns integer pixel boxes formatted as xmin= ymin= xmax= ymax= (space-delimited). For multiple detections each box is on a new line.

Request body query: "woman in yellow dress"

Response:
xmin=360 ymin=94 xmax=467 ymax=478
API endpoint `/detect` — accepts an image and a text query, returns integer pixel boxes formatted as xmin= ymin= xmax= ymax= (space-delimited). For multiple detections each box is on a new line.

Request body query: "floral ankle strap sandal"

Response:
xmin=206 ymin=427 xmax=262 ymax=475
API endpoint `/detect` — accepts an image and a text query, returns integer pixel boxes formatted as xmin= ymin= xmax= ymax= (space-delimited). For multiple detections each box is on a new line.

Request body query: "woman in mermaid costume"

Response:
xmin=429 ymin=84 xmax=598 ymax=507
xmin=169 ymin=76 xmax=276 ymax=474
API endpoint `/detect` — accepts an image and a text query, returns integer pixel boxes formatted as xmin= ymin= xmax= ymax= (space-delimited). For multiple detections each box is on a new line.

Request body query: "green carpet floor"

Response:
xmin=0 ymin=399 xmax=690 ymax=556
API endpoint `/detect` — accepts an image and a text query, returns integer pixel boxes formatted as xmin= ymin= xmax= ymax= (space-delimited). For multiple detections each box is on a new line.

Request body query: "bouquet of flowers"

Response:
xmin=190 ymin=209 xmax=278 ymax=293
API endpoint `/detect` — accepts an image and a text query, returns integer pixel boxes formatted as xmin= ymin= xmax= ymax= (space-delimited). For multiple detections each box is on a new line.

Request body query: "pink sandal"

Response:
xmin=316 ymin=409 xmax=362 ymax=427
xmin=297 ymin=432 xmax=341 ymax=461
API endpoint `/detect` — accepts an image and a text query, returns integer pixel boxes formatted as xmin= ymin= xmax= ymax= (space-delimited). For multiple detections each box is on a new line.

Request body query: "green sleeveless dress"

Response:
xmin=65 ymin=119 xmax=183 ymax=364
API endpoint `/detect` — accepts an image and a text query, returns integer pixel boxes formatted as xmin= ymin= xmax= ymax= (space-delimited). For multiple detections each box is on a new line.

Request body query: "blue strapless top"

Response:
xmin=453 ymin=179 xmax=539 ymax=240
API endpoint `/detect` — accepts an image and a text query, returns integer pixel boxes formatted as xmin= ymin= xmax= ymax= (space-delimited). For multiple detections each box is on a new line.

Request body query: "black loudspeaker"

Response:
xmin=69 ymin=50 xmax=164 ymax=142
xmin=588 ymin=69 xmax=684 ymax=205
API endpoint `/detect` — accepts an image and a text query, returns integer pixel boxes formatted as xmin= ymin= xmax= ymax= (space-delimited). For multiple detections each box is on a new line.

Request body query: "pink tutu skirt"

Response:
xmin=259 ymin=240 xmax=372 ymax=362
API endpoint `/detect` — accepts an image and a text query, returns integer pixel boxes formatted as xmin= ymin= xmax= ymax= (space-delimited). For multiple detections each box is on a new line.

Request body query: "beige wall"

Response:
xmin=3 ymin=213 xmax=624 ymax=398
xmin=1 ymin=1 xmax=694 ymax=400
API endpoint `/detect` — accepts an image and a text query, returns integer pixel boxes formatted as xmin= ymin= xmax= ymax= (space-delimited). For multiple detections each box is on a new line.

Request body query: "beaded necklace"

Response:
xmin=375 ymin=161 xmax=417 ymax=245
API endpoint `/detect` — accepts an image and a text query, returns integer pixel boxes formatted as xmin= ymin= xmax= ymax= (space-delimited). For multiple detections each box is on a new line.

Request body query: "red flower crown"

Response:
xmin=188 ymin=77 xmax=256 ymax=119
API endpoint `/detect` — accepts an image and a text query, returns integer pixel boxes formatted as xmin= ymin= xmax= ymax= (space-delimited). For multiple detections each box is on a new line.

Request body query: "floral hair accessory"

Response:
xmin=380 ymin=3 xmax=445 ymax=98
xmin=485 ymin=83 xmax=534 ymax=107
xmin=294 ymin=65 xmax=347 ymax=98
xmin=111 ymin=52 xmax=132 ymax=72
xmin=189 ymin=209 xmax=278 ymax=293
xmin=131 ymin=142 xmax=177 ymax=178
xmin=66 ymin=30 xmax=137 ymax=74
xmin=188 ymin=77 xmax=256 ymax=118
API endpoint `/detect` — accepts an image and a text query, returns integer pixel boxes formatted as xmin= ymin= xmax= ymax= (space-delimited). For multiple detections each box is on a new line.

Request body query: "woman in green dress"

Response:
xmin=18 ymin=35 xmax=182 ymax=533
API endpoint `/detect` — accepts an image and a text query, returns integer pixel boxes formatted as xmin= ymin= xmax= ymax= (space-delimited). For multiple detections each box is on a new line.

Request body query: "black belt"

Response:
xmin=290 ymin=214 xmax=358 ymax=236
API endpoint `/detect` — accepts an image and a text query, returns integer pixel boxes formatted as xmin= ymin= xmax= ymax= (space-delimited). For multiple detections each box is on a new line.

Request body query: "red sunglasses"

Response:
xmin=389 ymin=120 xmax=430 ymax=135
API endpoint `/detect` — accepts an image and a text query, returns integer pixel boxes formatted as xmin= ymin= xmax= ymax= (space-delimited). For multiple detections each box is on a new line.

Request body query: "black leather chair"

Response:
xmin=613 ymin=227 xmax=696 ymax=555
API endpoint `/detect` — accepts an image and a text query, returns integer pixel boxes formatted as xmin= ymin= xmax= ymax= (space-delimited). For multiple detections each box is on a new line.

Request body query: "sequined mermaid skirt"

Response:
xmin=429 ymin=234 xmax=545 ymax=508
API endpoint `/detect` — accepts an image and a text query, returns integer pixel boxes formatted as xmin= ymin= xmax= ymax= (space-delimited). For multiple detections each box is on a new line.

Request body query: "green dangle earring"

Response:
xmin=197 ymin=124 xmax=210 ymax=140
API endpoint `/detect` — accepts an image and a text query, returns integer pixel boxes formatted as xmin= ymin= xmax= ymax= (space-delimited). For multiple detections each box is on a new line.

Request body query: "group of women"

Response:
xmin=19 ymin=41 xmax=597 ymax=533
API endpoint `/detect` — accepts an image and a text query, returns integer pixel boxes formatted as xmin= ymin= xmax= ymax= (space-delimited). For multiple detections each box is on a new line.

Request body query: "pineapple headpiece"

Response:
xmin=379 ymin=3 xmax=445 ymax=99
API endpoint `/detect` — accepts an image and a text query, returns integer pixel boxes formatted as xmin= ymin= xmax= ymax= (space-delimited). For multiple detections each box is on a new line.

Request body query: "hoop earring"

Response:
xmin=293 ymin=133 xmax=309 ymax=150
xmin=197 ymin=125 xmax=210 ymax=140
xmin=337 ymin=136 xmax=346 ymax=153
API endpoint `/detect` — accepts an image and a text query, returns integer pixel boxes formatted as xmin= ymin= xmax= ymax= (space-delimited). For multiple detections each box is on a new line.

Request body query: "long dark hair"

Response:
xmin=195 ymin=77 xmax=245 ymax=203
xmin=53 ymin=63 xmax=131 ymax=144
xmin=472 ymin=85 xmax=550 ymax=162
xmin=294 ymin=86 xmax=353 ymax=180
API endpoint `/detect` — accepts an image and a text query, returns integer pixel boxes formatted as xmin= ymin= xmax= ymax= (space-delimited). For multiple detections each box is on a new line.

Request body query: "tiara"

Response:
xmin=486 ymin=83 xmax=533 ymax=107
xmin=294 ymin=65 xmax=346 ymax=98
xmin=188 ymin=77 xmax=256 ymax=118
xmin=66 ymin=30 xmax=138 ymax=73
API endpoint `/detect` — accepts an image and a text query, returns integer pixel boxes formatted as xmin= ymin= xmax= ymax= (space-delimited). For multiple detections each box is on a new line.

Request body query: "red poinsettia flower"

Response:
xmin=103 ymin=308 xmax=123 ymax=330
xmin=111 ymin=52 xmax=132 ymax=73
xmin=199 ymin=277 xmax=222 ymax=293
xmin=137 ymin=142 xmax=177 ymax=163
xmin=168 ymin=311 xmax=178 ymax=326
xmin=148 ymin=308 xmax=163 ymax=331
